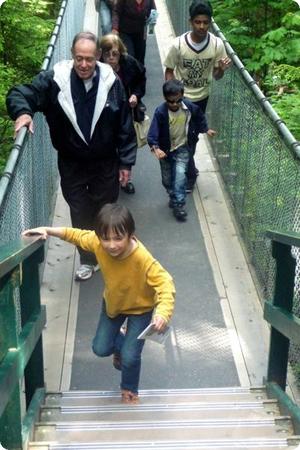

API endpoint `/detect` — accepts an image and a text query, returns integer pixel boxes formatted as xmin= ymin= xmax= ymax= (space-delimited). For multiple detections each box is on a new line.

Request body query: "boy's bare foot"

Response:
xmin=121 ymin=389 xmax=139 ymax=404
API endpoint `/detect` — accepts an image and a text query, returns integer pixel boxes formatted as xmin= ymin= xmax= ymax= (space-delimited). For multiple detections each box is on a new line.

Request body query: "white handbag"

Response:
xmin=134 ymin=115 xmax=150 ymax=148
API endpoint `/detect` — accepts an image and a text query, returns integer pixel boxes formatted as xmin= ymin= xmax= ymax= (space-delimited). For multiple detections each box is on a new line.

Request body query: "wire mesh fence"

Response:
xmin=0 ymin=0 xmax=86 ymax=246
xmin=164 ymin=0 xmax=300 ymax=366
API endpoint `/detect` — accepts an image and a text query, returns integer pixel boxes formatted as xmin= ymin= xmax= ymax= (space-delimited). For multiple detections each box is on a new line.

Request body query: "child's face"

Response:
xmin=165 ymin=92 xmax=183 ymax=112
xmin=99 ymin=229 xmax=132 ymax=259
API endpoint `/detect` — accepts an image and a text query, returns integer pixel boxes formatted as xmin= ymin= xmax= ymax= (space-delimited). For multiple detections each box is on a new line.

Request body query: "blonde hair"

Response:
xmin=98 ymin=33 xmax=127 ymax=57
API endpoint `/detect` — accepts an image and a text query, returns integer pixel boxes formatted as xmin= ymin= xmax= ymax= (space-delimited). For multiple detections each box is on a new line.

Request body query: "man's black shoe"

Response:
xmin=121 ymin=181 xmax=135 ymax=194
xmin=168 ymin=199 xmax=175 ymax=208
xmin=173 ymin=205 xmax=187 ymax=221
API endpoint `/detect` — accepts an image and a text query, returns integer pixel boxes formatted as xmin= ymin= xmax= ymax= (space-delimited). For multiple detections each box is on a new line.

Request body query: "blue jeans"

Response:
xmin=99 ymin=0 xmax=112 ymax=35
xmin=92 ymin=302 xmax=153 ymax=393
xmin=159 ymin=145 xmax=189 ymax=206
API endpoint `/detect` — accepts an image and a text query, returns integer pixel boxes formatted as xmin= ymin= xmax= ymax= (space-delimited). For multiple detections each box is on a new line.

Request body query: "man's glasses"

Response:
xmin=166 ymin=97 xmax=183 ymax=105
xmin=103 ymin=50 xmax=120 ymax=58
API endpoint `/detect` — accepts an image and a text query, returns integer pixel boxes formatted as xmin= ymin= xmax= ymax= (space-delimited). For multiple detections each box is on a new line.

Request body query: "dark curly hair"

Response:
xmin=189 ymin=1 xmax=213 ymax=20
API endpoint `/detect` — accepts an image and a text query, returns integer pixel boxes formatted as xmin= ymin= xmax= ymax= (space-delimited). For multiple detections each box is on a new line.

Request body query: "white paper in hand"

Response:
xmin=137 ymin=323 xmax=171 ymax=344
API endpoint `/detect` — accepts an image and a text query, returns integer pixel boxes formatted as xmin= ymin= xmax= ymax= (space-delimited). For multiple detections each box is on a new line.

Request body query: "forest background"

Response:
xmin=0 ymin=0 xmax=299 ymax=174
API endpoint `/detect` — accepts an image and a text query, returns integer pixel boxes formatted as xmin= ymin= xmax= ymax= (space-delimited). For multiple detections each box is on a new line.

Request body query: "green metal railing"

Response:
xmin=0 ymin=237 xmax=46 ymax=449
xmin=0 ymin=1 xmax=85 ymax=447
xmin=0 ymin=0 xmax=85 ymax=247
xmin=264 ymin=230 xmax=300 ymax=434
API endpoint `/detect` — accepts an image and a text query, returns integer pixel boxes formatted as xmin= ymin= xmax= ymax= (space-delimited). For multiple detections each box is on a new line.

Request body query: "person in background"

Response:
xmin=148 ymin=80 xmax=215 ymax=222
xmin=22 ymin=203 xmax=175 ymax=404
xmin=6 ymin=31 xmax=137 ymax=282
xmin=99 ymin=33 xmax=146 ymax=194
xmin=112 ymin=0 xmax=156 ymax=65
xmin=164 ymin=0 xmax=231 ymax=192
xmin=96 ymin=0 xmax=115 ymax=36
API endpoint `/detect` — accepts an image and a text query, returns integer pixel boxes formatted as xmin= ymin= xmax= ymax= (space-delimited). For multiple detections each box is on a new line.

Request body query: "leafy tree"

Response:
xmin=211 ymin=0 xmax=300 ymax=139
xmin=0 ymin=0 xmax=61 ymax=173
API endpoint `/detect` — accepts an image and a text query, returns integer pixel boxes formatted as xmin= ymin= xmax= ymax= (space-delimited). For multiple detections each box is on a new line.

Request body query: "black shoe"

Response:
xmin=168 ymin=199 xmax=175 ymax=208
xmin=121 ymin=181 xmax=135 ymax=194
xmin=173 ymin=205 xmax=187 ymax=221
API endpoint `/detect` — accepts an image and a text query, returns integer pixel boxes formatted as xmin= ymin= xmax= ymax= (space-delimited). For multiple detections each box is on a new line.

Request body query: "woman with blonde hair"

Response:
xmin=99 ymin=33 xmax=146 ymax=194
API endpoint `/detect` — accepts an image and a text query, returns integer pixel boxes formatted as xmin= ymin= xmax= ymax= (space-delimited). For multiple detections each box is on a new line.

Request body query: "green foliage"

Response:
xmin=269 ymin=92 xmax=300 ymax=138
xmin=0 ymin=0 xmax=61 ymax=174
xmin=212 ymin=0 xmax=300 ymax=140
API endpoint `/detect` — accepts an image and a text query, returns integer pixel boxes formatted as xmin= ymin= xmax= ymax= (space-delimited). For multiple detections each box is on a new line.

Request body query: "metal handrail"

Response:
xmin=0 ymin=0 xmax=68 ymax=213
xmin=211 ymin=21 xmax=300 ymax=160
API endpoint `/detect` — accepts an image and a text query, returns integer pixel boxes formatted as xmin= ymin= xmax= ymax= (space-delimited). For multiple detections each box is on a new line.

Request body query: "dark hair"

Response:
xmin=163 ymin=79 xmax=184 ymax=98
xmin=95 ymin=203 xmax=135 ymax=239
xmin=71 ymin=31 xmax=100 ymax=52
xmin=189 ymin=1 xmax=213 ymax=20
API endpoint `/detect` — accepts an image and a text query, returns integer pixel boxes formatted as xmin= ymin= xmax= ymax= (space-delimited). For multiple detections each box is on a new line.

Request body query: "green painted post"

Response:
xmin=20 ymin=247 xmax=45 ymax=408
xmin=0 ymin=268 xmax=23 ymax=450
xmin=267 ymin=240 xmax=296 ymax=390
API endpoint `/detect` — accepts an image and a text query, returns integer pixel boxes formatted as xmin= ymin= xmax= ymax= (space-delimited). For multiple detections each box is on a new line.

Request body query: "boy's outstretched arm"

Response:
xmin=22 ymin=227 xmax=65 ymax=240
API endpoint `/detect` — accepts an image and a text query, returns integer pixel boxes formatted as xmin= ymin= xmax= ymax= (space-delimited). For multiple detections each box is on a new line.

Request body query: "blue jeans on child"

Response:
xmin=92 ymin=302 xmax=153 ymax=393
xmin=99 ymin=0 xmax=112 ymax=35
xmin=159 ymin=145 xmax=190 ymax=206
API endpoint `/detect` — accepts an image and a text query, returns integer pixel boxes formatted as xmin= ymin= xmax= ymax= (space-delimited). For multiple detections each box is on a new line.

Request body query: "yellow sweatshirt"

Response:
xmin=62 ymin=228 xmax=175 ymax=322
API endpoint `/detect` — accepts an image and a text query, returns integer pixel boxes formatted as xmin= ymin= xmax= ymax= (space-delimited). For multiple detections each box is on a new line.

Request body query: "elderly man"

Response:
xmin=6 ymin=31 xmax=137 ymax=281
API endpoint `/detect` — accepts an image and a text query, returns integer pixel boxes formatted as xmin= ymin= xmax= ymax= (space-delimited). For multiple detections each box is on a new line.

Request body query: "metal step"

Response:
xmin=28 ymin=437 xmax=300 ymax=450
xmin=40 ymin=400 xmax=280 ymax=422
xmin=45 ymin=387 xmax=268 ymax=407
xmin=33 ymin=417 xmax=293 ymax=443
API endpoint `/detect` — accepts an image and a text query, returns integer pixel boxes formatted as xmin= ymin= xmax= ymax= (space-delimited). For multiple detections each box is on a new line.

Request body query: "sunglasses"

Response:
xmin=103 ymin=50 xmax=120 ymax=58
xmin=166 ymin=97 xmax=183 ymax=105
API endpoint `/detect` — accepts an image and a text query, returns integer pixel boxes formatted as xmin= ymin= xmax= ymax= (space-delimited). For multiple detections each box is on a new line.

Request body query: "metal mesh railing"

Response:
xmin=0 ymin=0 xmax=86 ymax=245
xmin=165 ymin=0 xmax=191 ymax=36
xmin=164 ymin=0 xmax=300 ymax=355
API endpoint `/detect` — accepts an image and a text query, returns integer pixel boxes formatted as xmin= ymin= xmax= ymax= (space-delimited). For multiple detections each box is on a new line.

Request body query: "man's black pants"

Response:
xmin=58 ymin=156 xmax=119 ymax=265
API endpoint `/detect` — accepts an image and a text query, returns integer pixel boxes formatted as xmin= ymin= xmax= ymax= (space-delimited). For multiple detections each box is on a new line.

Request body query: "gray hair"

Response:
xmin=71 ymin=31 xmax=100 ymax=52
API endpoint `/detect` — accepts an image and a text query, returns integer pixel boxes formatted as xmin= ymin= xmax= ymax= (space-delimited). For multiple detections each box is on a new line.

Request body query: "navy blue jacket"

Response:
xmin=147 ymin=98 xmax=208 ymax=153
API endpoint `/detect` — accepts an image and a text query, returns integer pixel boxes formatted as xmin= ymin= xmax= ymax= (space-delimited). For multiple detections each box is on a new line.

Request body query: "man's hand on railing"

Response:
xmin=14 ymin=114 xmax=34 ymax=139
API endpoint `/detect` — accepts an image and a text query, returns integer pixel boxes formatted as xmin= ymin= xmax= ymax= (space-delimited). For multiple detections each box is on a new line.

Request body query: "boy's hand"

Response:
xmin=219 ymin=56 xmax=231 ymax=72
xmin=152 ymin=315 xmax=167 ymax=332
xmin=207 ymin=128 xmax=216 ymax=137
xmin=119 ymin=169 xmax=131 ymax=186
xmin=153 ymin=148 xmax=167 ymax=160
xmin=22 ymin=227 xmax=48 ymax=240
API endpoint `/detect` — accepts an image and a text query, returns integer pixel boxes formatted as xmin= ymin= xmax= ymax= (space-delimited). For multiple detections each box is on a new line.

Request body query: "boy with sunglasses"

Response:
xmin=148 ymin=79 xmax=214 ymax=221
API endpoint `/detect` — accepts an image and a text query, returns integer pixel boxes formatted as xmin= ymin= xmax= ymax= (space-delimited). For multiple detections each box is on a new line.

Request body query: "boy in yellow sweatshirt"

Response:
xmin=23 ymin=203 xmax=175 ymax=404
